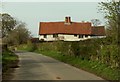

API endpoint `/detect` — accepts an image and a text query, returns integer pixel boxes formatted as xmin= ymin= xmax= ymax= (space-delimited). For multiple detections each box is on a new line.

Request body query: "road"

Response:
xmin=3 ymin=51 xmax=105 ymax=80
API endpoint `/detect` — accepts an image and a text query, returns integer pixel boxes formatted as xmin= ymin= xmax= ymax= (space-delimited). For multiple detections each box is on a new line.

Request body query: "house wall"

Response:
xmin=39 ymin=35 xmax=55 ymax=41
xmin=39 ymin=34 xmax=92 ymax=41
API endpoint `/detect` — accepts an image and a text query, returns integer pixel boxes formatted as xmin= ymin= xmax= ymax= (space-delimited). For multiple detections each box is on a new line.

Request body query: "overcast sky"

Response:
xmin=2 ymin=0 xmax=108 ymax=2
xmin=1 ymin=1 xmax=106 ymax=37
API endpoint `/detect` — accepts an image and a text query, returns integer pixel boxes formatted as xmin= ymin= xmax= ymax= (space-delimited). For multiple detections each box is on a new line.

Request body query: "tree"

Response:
xmin=1 ymin=13 xmax=16 ymax=38
xmin=91 ymin=19 xmax=101 ymax=26
xmin=99 ymin=1 xmax=120 ymax=44
xmin=99 ymin=1 xmax=120 ymax=69
xmin=1 ymin=13 xmax=31 ymax=45
xmin=4 ymin=22 xmax=31 ymax=45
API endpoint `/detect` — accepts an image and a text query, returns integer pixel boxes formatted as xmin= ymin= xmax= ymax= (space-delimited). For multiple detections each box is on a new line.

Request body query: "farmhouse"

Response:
xmin=39 ymin=17 xmax=106 ymax=41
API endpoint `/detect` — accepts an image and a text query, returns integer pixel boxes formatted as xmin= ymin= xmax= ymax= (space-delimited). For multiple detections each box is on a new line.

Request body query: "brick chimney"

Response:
xmin=65 ymin=16 xmax=71 ymax=24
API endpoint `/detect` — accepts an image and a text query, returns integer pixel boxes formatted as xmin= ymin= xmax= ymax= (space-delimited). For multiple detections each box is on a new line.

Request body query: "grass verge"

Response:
xmin=2 ymin=49 xmax=19 ymax=73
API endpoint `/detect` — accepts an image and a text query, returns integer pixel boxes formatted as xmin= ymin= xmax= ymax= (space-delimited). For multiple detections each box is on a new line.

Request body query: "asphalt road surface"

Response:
xmin=3 ymin=51 xmax=105 ymax=80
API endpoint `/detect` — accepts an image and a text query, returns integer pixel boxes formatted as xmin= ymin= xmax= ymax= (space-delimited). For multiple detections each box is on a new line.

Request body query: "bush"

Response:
xmin=71 ymin=42 xmax=80 ymax=57
xmin=27 ymin=41 xmax=37 ymax=52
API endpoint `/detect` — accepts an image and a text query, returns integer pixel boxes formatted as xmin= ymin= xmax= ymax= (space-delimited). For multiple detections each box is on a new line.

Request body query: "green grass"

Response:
xmin=35 ymin=50 xmax=119 ymax=80
xmin=2 ymin=49 xmax=19 ymax=72
xmin=0 ymin=55 xmax=2 ymax=63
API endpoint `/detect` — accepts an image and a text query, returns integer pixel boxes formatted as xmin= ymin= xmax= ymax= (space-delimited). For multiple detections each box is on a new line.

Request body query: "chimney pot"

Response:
xmin=65 ymin=16 xmax=71 ymax=24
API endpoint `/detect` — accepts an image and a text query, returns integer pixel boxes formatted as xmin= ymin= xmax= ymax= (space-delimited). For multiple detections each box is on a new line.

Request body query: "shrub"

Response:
xmin=71 ymin=42 xmax=80 ymax=57
xmin=27 ymin=40 xmax=37 ymax=52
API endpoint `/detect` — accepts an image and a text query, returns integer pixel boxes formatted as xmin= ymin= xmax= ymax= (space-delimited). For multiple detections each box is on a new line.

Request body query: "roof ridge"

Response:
xmin=40 ymin=21 xmax=91 ymax=24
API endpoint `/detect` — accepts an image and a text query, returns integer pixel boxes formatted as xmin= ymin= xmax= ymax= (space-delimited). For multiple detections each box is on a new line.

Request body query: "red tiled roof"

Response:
xmin=39 ymin=22 xmax=105 ymax=35
xmin=39 ymin=22 xmax=92 ymax=35
xmin=91 ymin=26 xmax=106 ymax=36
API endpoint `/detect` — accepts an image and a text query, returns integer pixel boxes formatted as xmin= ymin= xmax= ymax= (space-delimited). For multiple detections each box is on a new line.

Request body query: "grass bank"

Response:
xmin=2 ymin=48 xmax=19 ymax=73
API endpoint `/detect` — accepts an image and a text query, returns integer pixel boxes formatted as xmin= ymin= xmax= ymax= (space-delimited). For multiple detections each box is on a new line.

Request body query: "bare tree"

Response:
xmin=91 ymin=19 xmax=101 ymax=26
xmin=4 ymin=22 xmax=31 ymax=45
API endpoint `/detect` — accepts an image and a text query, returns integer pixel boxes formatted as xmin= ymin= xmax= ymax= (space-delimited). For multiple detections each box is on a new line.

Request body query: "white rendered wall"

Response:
xmin=39 ymin=34 xmax=92 ymax=41
xmin=39 ymin=35 xmax=55 ymax=41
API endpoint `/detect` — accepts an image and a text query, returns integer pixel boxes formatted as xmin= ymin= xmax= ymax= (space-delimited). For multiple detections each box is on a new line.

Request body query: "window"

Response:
xmin=53 ymin=34 xmax=58 ymax=38
xmin=85 ymin=35 xmax=88 ymax=38
xmin=74 ymin=34 xmax=77 ymax=37
xmin=44 ymin=35 xmax=47 ymax=38
xmin=79 ymin=35 xmax=83 ymax=38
